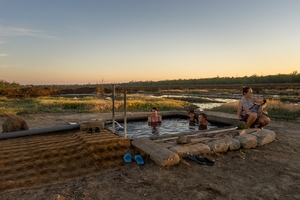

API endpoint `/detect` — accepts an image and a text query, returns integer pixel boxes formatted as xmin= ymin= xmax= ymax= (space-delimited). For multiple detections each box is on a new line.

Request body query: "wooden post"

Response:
xmin=112 ymin=84 xmax=115 ymax=133
xmin=124 ymin=90 xmax=127 ymax=138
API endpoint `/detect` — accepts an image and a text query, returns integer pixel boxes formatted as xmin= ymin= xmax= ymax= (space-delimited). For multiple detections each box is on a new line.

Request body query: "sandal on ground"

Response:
xmin=123 ymin=153 xmax=132 ymax=163
xmin=187 ymin=154 xmax=206 ymax=164
xmin=203 ymin=157 xmax=215 ymax=166
xmin=87 ymin=128 xmax=93 ymax=133
xmin=134 ymin=155 xmax=144 ymax=165
xmin=188 ymin=154 xmax=215 ymax=166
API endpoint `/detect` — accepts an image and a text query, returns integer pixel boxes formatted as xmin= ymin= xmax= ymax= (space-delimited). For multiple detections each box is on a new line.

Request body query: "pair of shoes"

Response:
xmin=87 ymin=127 xmax=101 ymax=133
xmin=187 ymin=154 xmax=215 ymax=166
xmin=123 ymin=153 xmax=144 ymax=165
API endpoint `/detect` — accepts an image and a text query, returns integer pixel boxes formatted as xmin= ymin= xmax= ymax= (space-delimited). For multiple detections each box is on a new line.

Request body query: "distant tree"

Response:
xmin=0 ymin=80 xmax=21 ymax=88
xmin=291 ymin=71 xmax=298 ymax=75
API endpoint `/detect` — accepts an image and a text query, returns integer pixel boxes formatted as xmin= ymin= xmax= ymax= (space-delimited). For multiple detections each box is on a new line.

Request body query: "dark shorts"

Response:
xmin=240 ymin=114 xmax=248 ymax=122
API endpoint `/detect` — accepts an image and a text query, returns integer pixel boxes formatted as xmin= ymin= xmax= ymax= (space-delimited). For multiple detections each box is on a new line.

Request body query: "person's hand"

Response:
xmin=245 ymin=108 xmax=250 ymax=114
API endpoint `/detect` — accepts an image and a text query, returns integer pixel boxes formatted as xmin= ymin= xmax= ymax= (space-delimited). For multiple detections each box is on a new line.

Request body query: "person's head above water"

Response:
xmin=148 ymin=106 xmax=162 ymax=124
xmin=188 ymin=110 xmax=195 ymax=115
xmin=198 ymin=113 xmax=208 ymax=122
xmin=188 ymin=110 xmax=196 ymax=120
xmin=151 ymin=107 xmax=158 ymax=113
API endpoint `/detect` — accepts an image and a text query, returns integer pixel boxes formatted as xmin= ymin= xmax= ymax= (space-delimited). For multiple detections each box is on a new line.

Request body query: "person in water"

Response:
xmin=188 ymin=110 xmax=197 ymax=126
xmin=198 ymin=113 xmax=211 ymax=130
xmin=148 ymin=107 xmax=162 ymax=134
xmin=148 ymin=107 xmax=162 ymax=123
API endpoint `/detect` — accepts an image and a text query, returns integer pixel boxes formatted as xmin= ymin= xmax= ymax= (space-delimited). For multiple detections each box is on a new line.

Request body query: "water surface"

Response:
xmin=109 ymin=118 xmax=219 ymax=139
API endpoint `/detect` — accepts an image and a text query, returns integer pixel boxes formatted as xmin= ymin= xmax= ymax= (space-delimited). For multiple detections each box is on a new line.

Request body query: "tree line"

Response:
xmin=1 ymin=71 xmax=299 ymax=89
xmin=120 ymin=72 xmax=300 ymax=87
xmin=0 ymin=80 xmax=21 ymax=88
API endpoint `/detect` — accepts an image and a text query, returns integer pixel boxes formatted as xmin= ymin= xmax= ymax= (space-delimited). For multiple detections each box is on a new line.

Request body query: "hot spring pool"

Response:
xmin=107 ymin=117 xmax=225 ymax=139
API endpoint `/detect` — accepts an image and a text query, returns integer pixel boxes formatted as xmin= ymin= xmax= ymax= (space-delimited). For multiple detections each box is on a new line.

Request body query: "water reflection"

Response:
xmin=158 ymin=94 xmax=236 ymax=111
xmin=148 ymin=122 xmax=161 ymax=135
xmin=194 ymin=99 xmax=237 ymax=111
xmin=193 ymin=102 xmax=224 ymax=111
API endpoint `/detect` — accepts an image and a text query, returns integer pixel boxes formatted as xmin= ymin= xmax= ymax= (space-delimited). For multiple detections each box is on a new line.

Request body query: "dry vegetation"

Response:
xmin=211 ymin=99 xmax=300 ymax=120
xmin=0 ymin=95 xmax=190 ymax=117
xmin=1 ymin=86 xmax=299 ymax=120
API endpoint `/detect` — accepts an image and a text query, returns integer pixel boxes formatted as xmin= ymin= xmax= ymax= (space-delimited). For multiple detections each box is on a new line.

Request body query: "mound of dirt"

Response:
xmin=0 ymin=87 xmax=59 ymax=98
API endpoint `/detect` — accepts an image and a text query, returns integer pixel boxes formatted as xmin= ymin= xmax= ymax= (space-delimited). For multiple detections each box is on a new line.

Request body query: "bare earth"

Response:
xmin=1 ymin=112 xmax=300 ymax=200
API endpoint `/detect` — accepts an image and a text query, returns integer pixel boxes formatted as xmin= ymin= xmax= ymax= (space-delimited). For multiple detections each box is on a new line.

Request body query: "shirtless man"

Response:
xmin=198 ymin=113 xmax=211 ymax=130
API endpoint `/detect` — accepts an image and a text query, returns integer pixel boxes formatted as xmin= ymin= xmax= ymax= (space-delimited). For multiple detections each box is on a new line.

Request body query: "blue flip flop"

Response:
xmin=134 ymin=155 xmax=144 ymax=165
xmin=123 ymin=153 xmax=132 ymax=163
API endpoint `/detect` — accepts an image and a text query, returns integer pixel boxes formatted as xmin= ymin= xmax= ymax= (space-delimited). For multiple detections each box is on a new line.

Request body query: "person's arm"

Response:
xmin=259 ymin=103 xmax=268 ymax=115
xmin=158 ymin=115 xmax=162 ymax=122
xmin=243 ymin=107 xmax=250 ymax=114
xmin=262 ymin=110 xmax=268 ymax=115
xmin=147 ymin=116 xmax=151 ymax=123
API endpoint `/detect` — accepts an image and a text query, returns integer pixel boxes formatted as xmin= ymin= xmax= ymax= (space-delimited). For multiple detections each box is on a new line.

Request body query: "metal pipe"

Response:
xmin=0 ymin=124 xmax=80 ymax=140
xmin=124 ymin=90 xmax=127 ymax=138
xmin=112 ymin=83 xmax=115 ymax=133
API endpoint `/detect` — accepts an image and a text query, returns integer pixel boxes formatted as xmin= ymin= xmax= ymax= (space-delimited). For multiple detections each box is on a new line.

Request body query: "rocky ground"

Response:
xmin=0 ymin=112 xmax=300 ymax=200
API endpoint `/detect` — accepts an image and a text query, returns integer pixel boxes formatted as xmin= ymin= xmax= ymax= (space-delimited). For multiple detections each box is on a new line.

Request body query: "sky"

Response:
xmin=0 ymin=0 xmax=299 ymax=85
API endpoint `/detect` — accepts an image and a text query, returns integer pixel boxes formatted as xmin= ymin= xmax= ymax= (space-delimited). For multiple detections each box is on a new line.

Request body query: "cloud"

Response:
xmin=0 ymin=26 xmax=57 ymax=39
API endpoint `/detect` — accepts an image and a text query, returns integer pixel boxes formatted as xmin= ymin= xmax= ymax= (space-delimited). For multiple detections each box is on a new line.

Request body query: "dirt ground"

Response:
xmin=1 ymin=112 xmax=300 ymax=200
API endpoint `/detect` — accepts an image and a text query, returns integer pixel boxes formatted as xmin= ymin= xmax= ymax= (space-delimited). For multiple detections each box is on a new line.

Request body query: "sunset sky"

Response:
xmin=0 ymin=0 xmax=299 ymax=85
